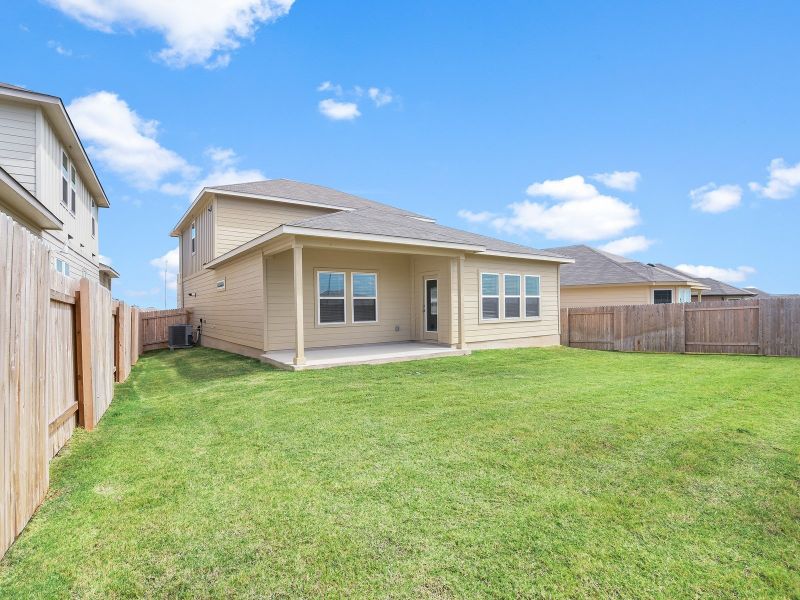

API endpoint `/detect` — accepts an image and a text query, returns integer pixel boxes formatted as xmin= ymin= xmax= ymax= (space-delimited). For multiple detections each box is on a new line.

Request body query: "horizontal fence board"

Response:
xmin=561 ymin=298 xmax=800 ymax=357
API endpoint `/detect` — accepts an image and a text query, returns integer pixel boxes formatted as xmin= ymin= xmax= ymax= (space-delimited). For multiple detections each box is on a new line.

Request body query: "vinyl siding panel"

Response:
xmin=0 ymin=101 xmax=36 ymax=195
xmin=182 ymin=251 xmax=264 ymax=351
xmin=36 ymin=109 xmax=100 ymax=279
xmin=266 ymin=248 xmax=413 ymax=351
xmin=215 ymin=195 xmax=334 ymax=256
xmin=462 ymin=256 xmax=560 ymax=343
xmin=560 ymin=285 xmax=652 ymax=308
xmin=179 ymin=198 xmax=215 ymax=278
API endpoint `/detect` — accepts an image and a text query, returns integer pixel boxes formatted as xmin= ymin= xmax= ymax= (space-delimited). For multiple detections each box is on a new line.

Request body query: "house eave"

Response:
xmin=0 ymin=85 xmax=110 ymax=208
xmin=169 ymin=187 xmax=358 ymax=237
xmin=0 ymin=167 xmax=62 ymax=230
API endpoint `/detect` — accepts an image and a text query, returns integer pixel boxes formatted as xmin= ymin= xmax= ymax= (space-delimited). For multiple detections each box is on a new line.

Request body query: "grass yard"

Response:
xmin=1 ymin=347 xmax=799 ymax=598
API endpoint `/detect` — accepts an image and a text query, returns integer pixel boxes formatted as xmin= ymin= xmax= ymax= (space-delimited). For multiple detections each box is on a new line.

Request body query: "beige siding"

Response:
xmin=561 ymin=284 xmax=694 ymax=308
xmin=36 ymin=109 xmax=100 ymax=279
xmin=215 ymin=195 xmax=334 ymax=256
xmin=410 ymin=255 xmax=455 ymax=345
xmin=0 ymin=101 xmax=37 ymax=195
xmin=561 ymin=285 xmax=652 ymax=308
xmin=266 ymin=248 xmax=413 ymax=351
xmin=179 ymin=198 xmax=215 ymax=277
xmin=182 ymin=251 xmax=264 ymax=351
xmin=462 ymin=256 xmax=560 ymax=344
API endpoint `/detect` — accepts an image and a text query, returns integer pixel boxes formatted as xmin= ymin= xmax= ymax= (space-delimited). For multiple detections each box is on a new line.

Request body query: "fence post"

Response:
xmin=75 ymin=278 xmax=95 ymax=431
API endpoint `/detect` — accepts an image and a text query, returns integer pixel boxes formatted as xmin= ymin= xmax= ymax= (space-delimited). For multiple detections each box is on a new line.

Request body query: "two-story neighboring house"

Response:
xmin=170 ymin=179 xmax=573 ymax=369
xmin=0 ymin=82 xmax=110 ymax=284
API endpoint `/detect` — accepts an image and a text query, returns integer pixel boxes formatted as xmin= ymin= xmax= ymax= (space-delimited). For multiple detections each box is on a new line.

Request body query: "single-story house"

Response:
xmin=652 ymin=265 xmax=756 ymax=302
xmin=170 ymin=179 xmax=573 ymax=369
xmin=546 ymin=245 xmax=708 ymax=308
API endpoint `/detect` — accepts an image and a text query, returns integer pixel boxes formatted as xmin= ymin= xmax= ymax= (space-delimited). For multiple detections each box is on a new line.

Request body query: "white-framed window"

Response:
xmin=69 ymin=165 xmax=77 ymax=214
xmin=61 ymin=152 xmax=69 ymax=207
xmin=504 ymin=274 xmax=521 ymax=319
xmin=481 ymin=273 xmax=500 ymax=320
xmin=190 ymin=221 xmax=197 ymax=254
xmin=318 ymin=271 xmax=346 ymax=324
xmin=91 ymin=199 xmax=96 ymax=237
xmin=653 ymin=289 xmax=673 ymax=304
xmin=524 ymin=275 xmax=541 ymax=318
xmin=677 ymin=287 xmax=692 ymax=303
xmin=55 ymin=258 xmax=69 ymax=276
xmin=352 ymin=272 xmax=377 ymax=323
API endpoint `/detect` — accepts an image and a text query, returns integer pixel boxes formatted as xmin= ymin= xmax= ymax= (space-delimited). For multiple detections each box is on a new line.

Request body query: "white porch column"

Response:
xmin=292 ymin=244 xmax=305 ymax=366
xmin=457 ymin=255 xmax=466 ymax=349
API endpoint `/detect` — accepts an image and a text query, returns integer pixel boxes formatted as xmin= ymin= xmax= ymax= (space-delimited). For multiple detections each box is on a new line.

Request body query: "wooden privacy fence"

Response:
xmin=560 ymin=298 xmax=800 ymax=356
xmin=139 ymin=308 xmax=192 ymax=352
xmin=0 ymin=212 xmax=152 ymax=560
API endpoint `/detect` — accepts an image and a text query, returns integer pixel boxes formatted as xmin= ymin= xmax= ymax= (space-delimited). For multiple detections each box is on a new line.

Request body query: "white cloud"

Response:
xmin=317 ymin=81 xmax=343 ymax=95
xmin=368 ymin=87 xmax=393 ymax=107
xmin=150 ymin=247 xmax=180 ymax=290
xmin=599 ymin=235 xmax=654 ymax=255
xmin=185 ymin=146 xmax=265 ymax=200
xmin=67 ymin=91 xmax=195 ymax=189
xmin=318 ymin=98 xmax=361 ymax=121
xmin=457 ymin=209 xmax=496 ymax=224
xmin=689 ymin=183 xmax=742 ymax=214
xmin=491 ymin=175 xmax=640 ymax=241
xmin=591 ymin=171 xmax=641 ymax=192
xmin=47 ymin=40 xmax=72 ymax=56
xmin=44 ymin=0 xmax=294 ymax=68
xmin=749 ymin=158 xmax=800 ymax=200
xmin=675 ymin=264 xmax=756 ymax=284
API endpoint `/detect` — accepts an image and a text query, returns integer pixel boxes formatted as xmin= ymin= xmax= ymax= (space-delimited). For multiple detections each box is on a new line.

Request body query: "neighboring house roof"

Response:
xmin=173 ymin=178 xmax=572 ymax=268
xmin=0 ymin=82 xmax=110 ymax=208
xmin=743 ymin=287 xmax=800 ymax=299
xmin=0 ymin=165 xmax=62 ymax=229
xmin=547 ymin=245 xmax=708 ymax=288
xmin=652 ymin=265 xmax=755 ymax=297
xmin=99 ymin=262 xmax=120 ymax=278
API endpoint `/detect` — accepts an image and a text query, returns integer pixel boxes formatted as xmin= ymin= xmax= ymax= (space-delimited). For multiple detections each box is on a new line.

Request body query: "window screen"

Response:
xmin=352 ymin=273 xmax=377 ymax=322
xmin=318 ymin=272 xmax=346 ymax=323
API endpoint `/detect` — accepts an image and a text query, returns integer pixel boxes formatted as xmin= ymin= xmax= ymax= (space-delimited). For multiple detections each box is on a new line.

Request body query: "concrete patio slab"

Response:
xmin=261 ymin=341 xmax=470 ymax=370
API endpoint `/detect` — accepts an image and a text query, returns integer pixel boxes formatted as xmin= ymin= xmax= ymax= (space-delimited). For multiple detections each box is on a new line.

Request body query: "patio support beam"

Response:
xmin=457 ymin=256 xmax=466 ymax=349
xmin=292 ymin=244 xmax=305 ymax=366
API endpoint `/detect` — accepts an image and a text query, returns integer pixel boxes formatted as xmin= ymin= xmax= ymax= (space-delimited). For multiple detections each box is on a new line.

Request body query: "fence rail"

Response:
xmin=139 ymin=308 xmax=192 ymax=352
xmin=1 ymin=211 xmax=184 ymax=560
xmin=560 ymin=298 xmax=800 ymax=357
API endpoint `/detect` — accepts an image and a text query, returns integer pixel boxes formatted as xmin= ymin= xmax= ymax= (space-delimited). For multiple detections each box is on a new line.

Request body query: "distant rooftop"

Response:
xmin=546 ymin=245 xmax=704 ymax=287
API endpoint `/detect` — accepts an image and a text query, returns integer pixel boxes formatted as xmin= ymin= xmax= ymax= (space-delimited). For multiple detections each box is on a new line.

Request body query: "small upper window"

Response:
xmin=70 ymin=166 xmax=77 ymax=213
xmin=352 ymin=273 xmax=377 ymax=323
xmin=653 ymin=289 xmax=673 ymax=304
xmin=481 ymin=273 xmax=500 ymax=320
xmin=92 ymin=216 xmax=96 ymax=237
xmin=61 ymin=152 xmax=69 ymax=207
xmin=190 ymin=221 xmax=197 ymax=254
xmin=318 ymin=272 xmax=346 ymax=324
xmin=504 ymin=274 xmax=521 ymax=319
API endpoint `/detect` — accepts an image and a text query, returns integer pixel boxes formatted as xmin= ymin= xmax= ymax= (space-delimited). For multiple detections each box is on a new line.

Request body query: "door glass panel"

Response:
xmin=426 ymin=280 xmax=438 ymax=332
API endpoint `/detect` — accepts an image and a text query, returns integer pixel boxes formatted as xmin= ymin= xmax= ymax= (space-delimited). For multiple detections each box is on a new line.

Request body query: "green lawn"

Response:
xmin=1 ymin=347 xmax=799 ymax=598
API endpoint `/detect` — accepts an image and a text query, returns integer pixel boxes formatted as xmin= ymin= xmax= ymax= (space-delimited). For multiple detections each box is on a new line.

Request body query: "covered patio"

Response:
xmin=261 ymin=341 xmax=470 ymax=371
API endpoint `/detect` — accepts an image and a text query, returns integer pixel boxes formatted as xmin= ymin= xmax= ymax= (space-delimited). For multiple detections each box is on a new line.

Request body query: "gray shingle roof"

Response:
xmin=212 ymin=179 xmax=427 ymax=218
xmin=743 ymin=287 xmax=800 ymax=299
xmin=288 ymin=207 xmax=567 ymax=258
xmin=652 ymin=265 xmax=755 ymax=297
xmin=546 ymin=245 xmax=703 ymax=286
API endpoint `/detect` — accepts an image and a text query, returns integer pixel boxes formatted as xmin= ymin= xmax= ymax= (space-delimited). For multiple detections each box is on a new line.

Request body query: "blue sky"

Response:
xmin=3 ymin=1 xmax=799 ymax=307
